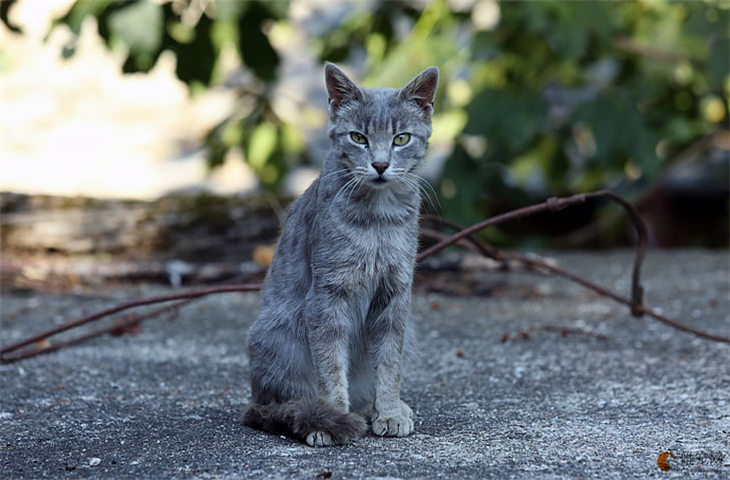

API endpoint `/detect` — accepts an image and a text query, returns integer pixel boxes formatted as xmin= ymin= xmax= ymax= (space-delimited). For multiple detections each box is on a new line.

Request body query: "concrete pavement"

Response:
xmin=1 ymin=250 xmax=728 ymax=479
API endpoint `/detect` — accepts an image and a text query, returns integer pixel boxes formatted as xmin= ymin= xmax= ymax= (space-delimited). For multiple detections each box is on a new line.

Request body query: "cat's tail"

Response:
xmin=242 ymin=399 xmax=367 ymax=446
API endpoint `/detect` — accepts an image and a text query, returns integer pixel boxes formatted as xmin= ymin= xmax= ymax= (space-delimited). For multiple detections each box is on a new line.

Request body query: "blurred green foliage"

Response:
xmin=43 ymin=0 xmax=294 ymax=188
xmin=442 ymin=0 xmax=729 ymax=228
xmin=8 ymin=0 xmax=727 ymax=232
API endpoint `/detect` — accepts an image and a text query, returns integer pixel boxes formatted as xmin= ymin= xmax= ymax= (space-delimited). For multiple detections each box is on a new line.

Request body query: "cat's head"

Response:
xmin=324 ymin=63 xmax=438 ymax=190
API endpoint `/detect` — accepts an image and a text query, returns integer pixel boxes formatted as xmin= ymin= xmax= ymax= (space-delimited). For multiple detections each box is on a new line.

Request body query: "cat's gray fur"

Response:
xmin=243 ymin=63 xmax=438 ymax=447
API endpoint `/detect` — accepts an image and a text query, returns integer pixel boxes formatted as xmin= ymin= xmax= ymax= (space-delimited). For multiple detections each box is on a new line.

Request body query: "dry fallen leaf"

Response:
xmin=110 ymin=320 xmax=142 ymax=336
xmin=657 ymin=451 xmax=675 ymax=471
xmin=253 ymin=245 xmax=276 ymax=268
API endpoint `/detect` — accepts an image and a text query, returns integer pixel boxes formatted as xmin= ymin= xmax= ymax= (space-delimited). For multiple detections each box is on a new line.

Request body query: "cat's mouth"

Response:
xmin=369 ymin=176 xmax=389 ymax=188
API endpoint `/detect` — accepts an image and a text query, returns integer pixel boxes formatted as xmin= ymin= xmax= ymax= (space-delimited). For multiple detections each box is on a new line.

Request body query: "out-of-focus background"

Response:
xmin=1 ymin=0 xmax=728 ymax=290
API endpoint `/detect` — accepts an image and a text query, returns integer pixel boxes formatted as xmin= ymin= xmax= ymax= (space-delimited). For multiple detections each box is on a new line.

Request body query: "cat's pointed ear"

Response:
xmin=400 ymin=66 xmax=439 ymax=116
xmin=325 ymin=63 xmax=363 ymax=112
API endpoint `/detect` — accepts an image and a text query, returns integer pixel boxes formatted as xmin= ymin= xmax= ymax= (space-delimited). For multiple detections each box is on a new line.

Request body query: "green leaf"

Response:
xmin=708 ymin=34 xmax=730 ymax=91
xmin=464 ymin=88 xmax=547 ymax=152
xmin=108 ymin=0 xmax=163 ymax=70
xmin=214 ymin=0 xmax=249 ymax=20
xmin=438 ymin=144 xmax=488 ymax=225
xmin=573 ymin=93 xmax=659 ymax=180
xmin=51 ymin=0 xmax=114 ymax=36
xmin=247 ymin=123 xmax=277 ymax=171
xmin=164 ymin=7 xmax=217 ymax=86
xmin=507 ymin=136 xmax=558 ymax=194
xmin=237 ymin=1 xmax=281 ymax=81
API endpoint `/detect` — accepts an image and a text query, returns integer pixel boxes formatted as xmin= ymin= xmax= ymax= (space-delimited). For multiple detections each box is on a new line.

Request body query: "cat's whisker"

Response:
xmin=335 ymin=172 xmax=368 ymax=205
xmin=417 ymin=175 xmax=440 ymax=206
xmin=321 ymin=168 xmax=352 ymax=180
xmin=333 ymin=176 xmax=360 ymax=204
xmin=388 ymin=169 xmax=418 ymax=194
xmin=333 ymin=178 xmax=349 ymax=202
xmin=406 ymin=173 xmax=440 ymax=213
xmin=345 ymin=176 xmax=365 ymax=205
xmin=397 ymin=171 xmax=421 ymax=195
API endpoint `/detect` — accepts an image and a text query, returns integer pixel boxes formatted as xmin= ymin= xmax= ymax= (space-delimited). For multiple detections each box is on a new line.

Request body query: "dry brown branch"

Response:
xmin=421 ymin=192 xmax=726 ymax=343
xmin=0 ymin=285 xmax=261 ymax=361
xmin=418 ymin=190 xmax=648 ymax=316
xmin=421 ymin=215 xmax=503 ymax=259
xmin=2 ymin=190 xmax=727 ymax=364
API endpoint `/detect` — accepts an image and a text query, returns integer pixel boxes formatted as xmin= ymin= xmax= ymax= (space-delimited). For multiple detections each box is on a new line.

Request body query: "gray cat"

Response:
xmin=243 ymin=63 xmax=438 ymax=447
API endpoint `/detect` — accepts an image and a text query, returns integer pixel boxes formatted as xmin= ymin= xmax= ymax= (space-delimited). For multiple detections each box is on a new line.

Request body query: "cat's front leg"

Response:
xmin=305 ymin=294 xmax=351 ymax=412
xmin=368 ymin=288 xmax=414 ymax=438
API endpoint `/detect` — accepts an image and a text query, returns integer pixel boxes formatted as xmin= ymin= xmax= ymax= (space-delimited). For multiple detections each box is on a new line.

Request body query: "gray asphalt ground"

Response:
xmin=1 ymin=250 xmax=728 ymax=479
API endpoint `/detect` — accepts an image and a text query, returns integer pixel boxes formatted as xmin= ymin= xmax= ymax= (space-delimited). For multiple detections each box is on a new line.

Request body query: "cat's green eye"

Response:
xmin=349 ymin=132 xmax=368 ymax=145
xmin=393 ymin=133 xmax=411 ymax=146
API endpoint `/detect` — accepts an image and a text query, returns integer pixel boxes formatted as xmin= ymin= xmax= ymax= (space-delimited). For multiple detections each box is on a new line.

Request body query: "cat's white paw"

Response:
xmin=305 ymin=431 xmax=335 ymax=447
xmin=371 ymin=400 xmax=414 ymax=437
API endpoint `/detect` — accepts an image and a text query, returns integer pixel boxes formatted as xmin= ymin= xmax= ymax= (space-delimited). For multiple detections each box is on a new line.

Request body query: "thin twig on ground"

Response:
xmin=0 ymin=285 xmax=261 ymax=362
xmin=500 ymin=326 xmax=609 ymax=343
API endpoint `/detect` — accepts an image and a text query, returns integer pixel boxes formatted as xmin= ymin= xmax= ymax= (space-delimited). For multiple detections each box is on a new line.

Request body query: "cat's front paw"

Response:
xmin=371 ymin=400 xmax=414 ymax=437
xmin=305 ymin=431 xmax=335 ymax=447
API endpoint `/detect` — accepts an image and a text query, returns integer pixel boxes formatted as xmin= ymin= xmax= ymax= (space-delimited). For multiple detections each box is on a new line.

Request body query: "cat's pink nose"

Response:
xmin=372 ymin=162 xmax=389 ymax=175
